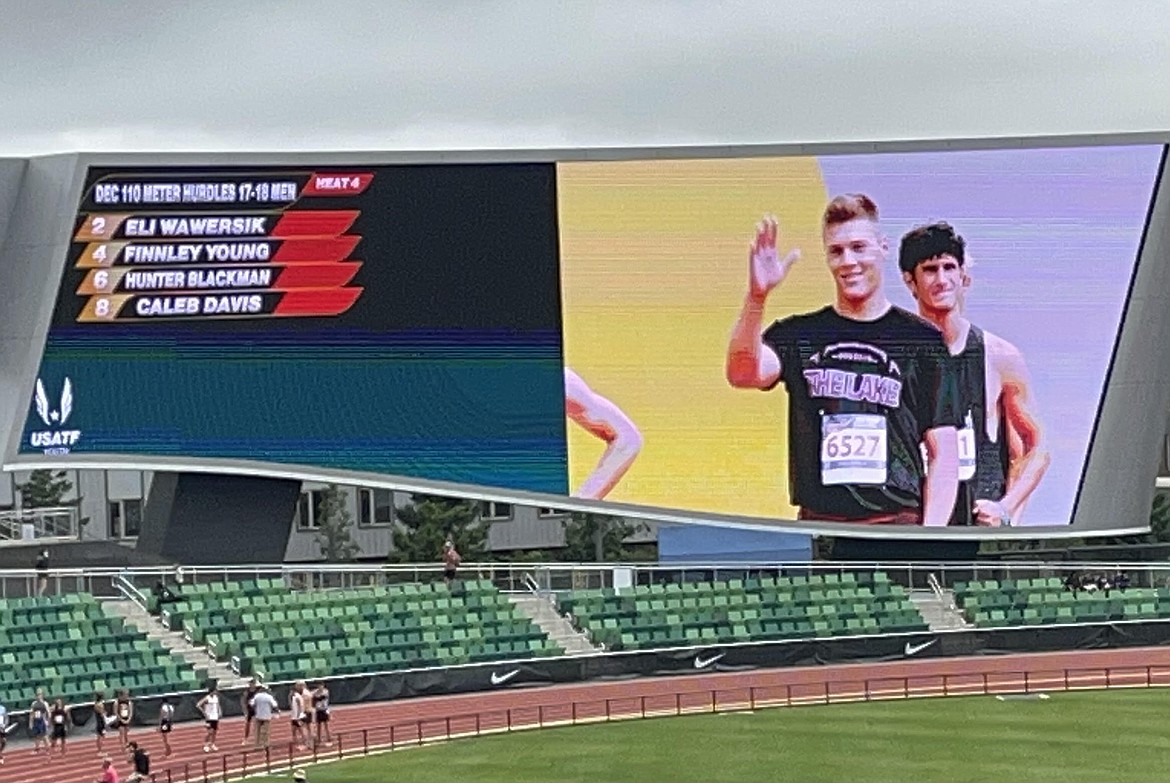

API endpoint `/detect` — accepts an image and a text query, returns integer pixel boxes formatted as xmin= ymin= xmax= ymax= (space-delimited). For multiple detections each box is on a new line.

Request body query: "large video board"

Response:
xmin=12 ymin=145 xmax=1165 ymax=533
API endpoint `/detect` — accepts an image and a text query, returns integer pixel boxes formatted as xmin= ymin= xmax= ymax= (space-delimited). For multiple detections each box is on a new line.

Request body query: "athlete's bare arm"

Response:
xmin=726 ymin=215 xmax=799 ymax=389
xmin=921 ymin=425 xmax=961 ymax=527
xmin=565 ymin=367 xmax=643 ymax=500
xmin=974 ymin=335 xmax=1050 ymax=527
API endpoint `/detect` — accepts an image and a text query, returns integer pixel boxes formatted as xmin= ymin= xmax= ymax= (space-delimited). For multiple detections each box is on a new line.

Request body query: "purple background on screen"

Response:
xmin=819 ymin=145 xmax=1163 ymax=526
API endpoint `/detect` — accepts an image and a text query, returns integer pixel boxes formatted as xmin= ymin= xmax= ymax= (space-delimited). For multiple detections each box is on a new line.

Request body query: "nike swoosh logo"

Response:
xmin=693 ymin=653 xmax=725 ymax=670
xmin=904 ymin=639 xmax=937 ymax=657
xmin=490 ymin=669 xmax=521 ymax=686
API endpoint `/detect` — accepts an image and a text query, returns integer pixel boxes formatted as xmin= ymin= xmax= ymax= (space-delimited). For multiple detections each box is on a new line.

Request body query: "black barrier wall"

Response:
xmin=21 ymin=618 xmax=1170 ymax=738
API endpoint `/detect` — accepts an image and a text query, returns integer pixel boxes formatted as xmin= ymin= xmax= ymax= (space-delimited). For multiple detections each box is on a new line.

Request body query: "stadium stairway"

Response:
xmin=508 ymin=593 xmax=599 ymax=655
xmin=104 ymin=598 xmax=249 ymax=689
xmin=908 ymin=589 xmax=972 ymax=631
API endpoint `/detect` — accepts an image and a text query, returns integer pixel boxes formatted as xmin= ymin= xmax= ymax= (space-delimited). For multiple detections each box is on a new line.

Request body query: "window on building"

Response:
xmin=358 ymin=488 xmax=395 ymax=526
xmin=538 ymin=508 xmax=567 ymax=517
xmin=480 ymin=501 xmax=512 ymax=520
xmin=296 ymin=490 xmax=325 ymax=530
xmin=108 ymin=498 xmax=144 ymax=539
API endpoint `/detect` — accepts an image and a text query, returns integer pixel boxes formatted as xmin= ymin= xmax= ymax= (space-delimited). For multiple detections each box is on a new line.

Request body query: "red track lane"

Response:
xmin=3 ymin=646 xmax=1168 ymax=783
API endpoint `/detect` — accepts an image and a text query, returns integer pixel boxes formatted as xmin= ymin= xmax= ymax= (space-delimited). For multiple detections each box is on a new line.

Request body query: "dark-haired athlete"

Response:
xmin=726 ymin=195 xmax=961 ymax=526
xmin=899 ymin=222 xmax=1050 ymax=526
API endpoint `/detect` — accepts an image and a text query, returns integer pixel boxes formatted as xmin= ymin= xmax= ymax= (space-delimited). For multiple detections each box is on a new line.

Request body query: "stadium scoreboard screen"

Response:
xmin=71 ymin=171 xmax=372 ymax=323
xmin=10 ymin=145 xmax=1168 ymax=536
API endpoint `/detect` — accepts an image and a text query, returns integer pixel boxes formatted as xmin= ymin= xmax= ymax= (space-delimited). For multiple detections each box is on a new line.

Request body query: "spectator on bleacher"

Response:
xmin=114 ymin=690 xmax=133 ymax=749
xmin=1116 ymin=571 xmax=1131 ymax=592
xmin=158 ymin=699 xmax=174 ymax=757
xmin=250 ymin=685 xmax=279 ymax=750
xmin=443 ymin=539 xmax=461 ymax=586
xmin=1097 ymin=573 xmax=1113 ymax=596
xmin=240 ymin=678 xmax=260 ymax=747
xmin=49 ymin=698 xmax=69 ymax=756
xmin=196 ymin=685 xmax=221 ymax=753
xmin=93 ymin=692 xmax=109 ymax=755
xmin=1063 ymin=572 xmax=1080 ymax=594
xmin=35 ymin=548 xmax=50 ymax=596
xmin=96 ymin=755 xmax=119 ymax=783
xmin=0 ymin=698 xmax=8 ymax=765
xmin=150 ymin=581 xmax=179 ymax=616
xmin=125 ymin=741 xmax=150 ymax=783
xmin=312 ymin=682 xmax=332 ymax=747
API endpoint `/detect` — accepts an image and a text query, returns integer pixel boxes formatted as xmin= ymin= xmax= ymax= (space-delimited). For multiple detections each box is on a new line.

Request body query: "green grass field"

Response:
xmin=247 ymin=690 xmax=1170 ymax=782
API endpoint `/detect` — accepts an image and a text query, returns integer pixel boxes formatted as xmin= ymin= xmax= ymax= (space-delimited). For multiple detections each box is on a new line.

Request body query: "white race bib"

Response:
xmin=921 ymin=412 xmax=977 ymax=482
xmin=820 ymin=413 xmax=887 ymax=486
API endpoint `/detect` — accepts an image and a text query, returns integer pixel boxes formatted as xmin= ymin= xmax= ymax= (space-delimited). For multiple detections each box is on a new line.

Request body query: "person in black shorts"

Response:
xmin=113 ymin=689 xmax=133 ymax=749
xmin=49 ymin=698 xmax=68 ymax=756
xmin=726 ymin=195 xmax=961 ymax=526
xmin=442 ymin=540 xmax=461 ymax=585
xmin=126 ymin=740 xmax=151 ymax=783
xmin=92 ymin=692 xmax=108 ymax=755
xmin=311 ymin=682 xmax=332 ymax=746
xmin=239 ymin=678 xmax=259 ymax=747
xmin=899 ymin=222 xmax=1050 ymax=527
xmin=158 ymin=698 xmax=174 ymax=757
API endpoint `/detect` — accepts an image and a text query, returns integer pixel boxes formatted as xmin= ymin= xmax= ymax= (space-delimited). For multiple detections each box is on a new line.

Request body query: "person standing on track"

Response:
xmin=157 ymin=698 xmax=174 ymax=757
xmin=29 ymin=688 xmax=50 ymax=754
xmin=898 ymin=222 xmax=1050 ymax=527
xmin=49 ymin=698 xmax=69 ymax=757
xmin=93 ymin=692 xmax=109 ymax=756
xmin=289 ymin=681 xmax=309 ymax=750
xmin=725 ymin=196 xmax=962 ymax=526
xmin=113 ymin=690 xmax=133 ymax=750
xmin=0 ymin=699 xmax=8 ymax=765
xmin=196 ymin=685 xmax=221 ymax=753
xmin=239 ymin=678 xmax=260 ymax=747
xmin=249 ymin=685 xmax=279 ymax=750
xmin=311 ymin=682 xmax=332 ymax=747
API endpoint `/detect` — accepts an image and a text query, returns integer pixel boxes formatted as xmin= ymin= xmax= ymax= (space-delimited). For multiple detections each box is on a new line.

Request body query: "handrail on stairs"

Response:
xmin=115 ymin=573 xmax=149 ymax=610
xmin=926 ymin=572 xmax=960 ymax=614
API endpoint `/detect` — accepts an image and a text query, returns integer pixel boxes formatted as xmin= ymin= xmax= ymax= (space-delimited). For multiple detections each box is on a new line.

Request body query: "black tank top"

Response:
xmin=949 ymin=325 xmax=1009 ymax=525
xmin=117 ymin=699 xmax=130 ymax=720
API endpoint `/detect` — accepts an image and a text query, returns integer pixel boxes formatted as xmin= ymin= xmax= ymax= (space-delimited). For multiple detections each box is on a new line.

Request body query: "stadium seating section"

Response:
xmin=0 ymin=593 xmax=203 ymax=708
xmin=557 ymin=572 xmax=927 ymax=651
xmin=954 ymin=578 xmax=1168 ymax=627
xmin=164 ymin=578 xmax=561 ymax=681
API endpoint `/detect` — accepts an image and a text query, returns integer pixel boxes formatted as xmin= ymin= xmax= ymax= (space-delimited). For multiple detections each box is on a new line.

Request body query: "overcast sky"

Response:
xmin=1 ymin=0 xmax=1167 ymax=155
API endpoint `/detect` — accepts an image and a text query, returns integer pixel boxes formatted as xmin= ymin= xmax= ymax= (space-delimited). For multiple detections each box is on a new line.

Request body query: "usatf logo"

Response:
xmin=30 ymin=378 xmax=81 ymax=455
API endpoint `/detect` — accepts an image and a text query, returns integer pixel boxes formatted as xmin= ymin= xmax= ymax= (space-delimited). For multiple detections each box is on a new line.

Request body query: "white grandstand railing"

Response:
xmin=0 ymin=505 xmax=79 ymax=543
xmin=0 ymin=559 xmax=1166 ymax=600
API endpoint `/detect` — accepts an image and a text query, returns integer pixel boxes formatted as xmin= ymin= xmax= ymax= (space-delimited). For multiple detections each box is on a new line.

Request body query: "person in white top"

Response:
xmin=157 ymin=699 xmax=174 ymax=757
xmin=289 ymin=682 xmax=308 ymax=750
xmin=196 ymin=686 xmax=221 ymax=753
xmin=249 ymin=686 xmax=279 ymax=750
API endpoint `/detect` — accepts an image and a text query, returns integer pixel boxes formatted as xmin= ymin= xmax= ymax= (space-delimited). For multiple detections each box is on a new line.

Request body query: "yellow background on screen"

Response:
xmin=558 ymin=157 xmax=833 ymax=520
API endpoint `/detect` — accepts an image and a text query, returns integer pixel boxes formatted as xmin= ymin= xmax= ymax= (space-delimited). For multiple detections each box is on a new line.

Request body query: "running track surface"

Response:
xmin=5 ymin=645 xmax=1170 ymax=783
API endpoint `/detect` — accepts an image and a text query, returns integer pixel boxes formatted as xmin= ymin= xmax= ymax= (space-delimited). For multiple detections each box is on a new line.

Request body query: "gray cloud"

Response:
xmin=0 ymin=0 xmax=1166 ymax=154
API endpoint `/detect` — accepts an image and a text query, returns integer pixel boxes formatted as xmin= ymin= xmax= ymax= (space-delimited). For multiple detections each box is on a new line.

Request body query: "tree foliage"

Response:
xmin=559 ymin=512 xmax=646 ymax=562
xmin=314 ymin=484 xmax=360 ymax=562
xmin=389 ymin=495 xmax=488 ymax=564
xmin=16 ymin=469 xmax=73 ymax=508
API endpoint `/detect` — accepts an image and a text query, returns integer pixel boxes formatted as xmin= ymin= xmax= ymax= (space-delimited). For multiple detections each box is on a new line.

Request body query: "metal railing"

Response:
xmin=1 ymin=559 xmax=1168 ymax=602
xmin=0 ymin=506 xmax=79 ymax=543
xmin=154 ymin=661 xmax=1170 ymax=783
